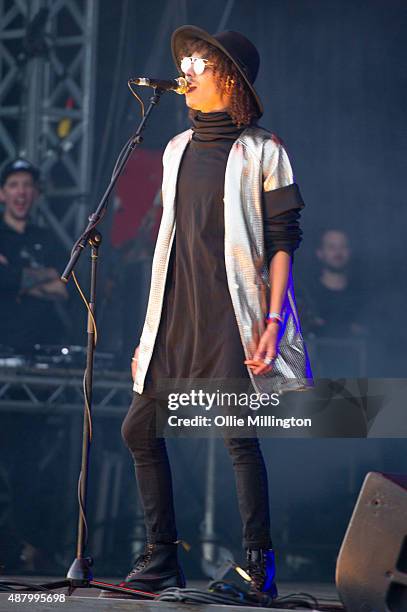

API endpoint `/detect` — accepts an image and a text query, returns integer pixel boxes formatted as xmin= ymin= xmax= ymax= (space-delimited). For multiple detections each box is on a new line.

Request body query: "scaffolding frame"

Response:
xmin=0 ymin=0 xmax=98 ymax=248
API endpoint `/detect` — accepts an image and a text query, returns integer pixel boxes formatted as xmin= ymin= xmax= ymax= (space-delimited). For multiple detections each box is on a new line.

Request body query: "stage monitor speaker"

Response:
xmin=336 ymin=472 xmax=407 ymax=612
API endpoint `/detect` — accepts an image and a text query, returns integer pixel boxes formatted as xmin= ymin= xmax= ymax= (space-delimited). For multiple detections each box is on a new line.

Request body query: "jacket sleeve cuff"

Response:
xmin=263 ymin=182 xmax=305 ymax=219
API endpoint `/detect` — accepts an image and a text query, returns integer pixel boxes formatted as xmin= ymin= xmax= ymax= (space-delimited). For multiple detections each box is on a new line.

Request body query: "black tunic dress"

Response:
xmin=144 ymin=112 xmax=303 ymax=396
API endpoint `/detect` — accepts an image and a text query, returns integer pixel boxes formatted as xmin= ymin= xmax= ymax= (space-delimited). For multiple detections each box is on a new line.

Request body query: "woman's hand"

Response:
xmin=244 ymin=322 xmax=280 ymax=375
xmin=131 ymin=345 xmax=140 ymax=382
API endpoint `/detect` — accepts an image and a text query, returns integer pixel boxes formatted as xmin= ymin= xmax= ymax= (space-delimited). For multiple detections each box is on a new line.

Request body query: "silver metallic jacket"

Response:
xmin=134 ymin=126 xmax=313 ymax=395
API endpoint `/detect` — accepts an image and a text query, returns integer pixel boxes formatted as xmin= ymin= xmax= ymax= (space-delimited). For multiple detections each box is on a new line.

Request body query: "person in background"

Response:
xmin=0 ymin=159 xmax=71 ymax=574
xmin=0 ymin=158 xmax=68 ymax=352
xmin=308 ymin=229 xmax=366 ymax=338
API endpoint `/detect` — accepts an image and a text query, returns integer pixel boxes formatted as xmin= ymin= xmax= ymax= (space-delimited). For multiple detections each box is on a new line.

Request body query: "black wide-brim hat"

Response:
xmin=171 ymin=25 xmax=263 ymax=117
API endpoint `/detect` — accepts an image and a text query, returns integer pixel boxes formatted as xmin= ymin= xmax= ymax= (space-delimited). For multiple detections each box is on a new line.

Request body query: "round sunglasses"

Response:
xmin=180 ymin=56 xmax=214 ymax=76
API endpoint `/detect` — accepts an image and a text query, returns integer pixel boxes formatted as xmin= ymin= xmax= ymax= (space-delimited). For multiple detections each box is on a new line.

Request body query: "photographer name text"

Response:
xmin=167 ymin=415 xmax=312 ymax=429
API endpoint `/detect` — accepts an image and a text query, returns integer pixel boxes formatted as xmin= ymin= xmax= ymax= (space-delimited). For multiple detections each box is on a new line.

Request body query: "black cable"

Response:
xmin=278 ymin=591 xmax=319 ymax=608
xmin=272 ymin=591 xmax=345 ymax=611
xmin=0 ymin=581 xmax=48 ymax=592
xmin=156 ymin=584 xmax=345 ymax=609
xmin=156 ymin=586 xmax=253 ymax=606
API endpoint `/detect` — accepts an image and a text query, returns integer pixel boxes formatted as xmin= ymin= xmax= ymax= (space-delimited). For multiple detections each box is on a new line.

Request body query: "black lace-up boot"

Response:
xmin=99 ymin=541 xmax=185 ymax=598
xmin=245 ymin=548 xmax=278 ymax=599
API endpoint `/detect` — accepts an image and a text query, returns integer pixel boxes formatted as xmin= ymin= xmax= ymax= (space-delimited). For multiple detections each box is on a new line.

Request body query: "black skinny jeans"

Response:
xmin=121 ymin=392 xmax=272 ymax=549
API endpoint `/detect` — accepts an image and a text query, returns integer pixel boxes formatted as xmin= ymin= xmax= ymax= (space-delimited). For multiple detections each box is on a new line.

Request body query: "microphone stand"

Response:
xmin=9 ymin=88 xmax=165 ymax=599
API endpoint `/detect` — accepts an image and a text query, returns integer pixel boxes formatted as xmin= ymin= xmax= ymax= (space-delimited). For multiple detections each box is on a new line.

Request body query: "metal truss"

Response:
xmin=0 ymin=0 xmax=98 ymax=248
xmin=0 ymin=367 xmax=132 ymax=413
xmin=0 ymin=364 xmax=137 ymax=564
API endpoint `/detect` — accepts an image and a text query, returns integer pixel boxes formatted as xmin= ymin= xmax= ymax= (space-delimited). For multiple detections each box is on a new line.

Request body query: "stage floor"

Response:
xmin=0 ymin=578 xmax=341 ymax=611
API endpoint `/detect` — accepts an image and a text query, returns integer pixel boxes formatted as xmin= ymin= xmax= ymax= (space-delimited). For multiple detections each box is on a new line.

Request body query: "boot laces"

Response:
xmin=126 ymin=543 xmax=154 ymax=580
xmin=246 ymin=551 xmax=266 ymax=589
xmin=248 ymin=563 xmax=266 ymax=587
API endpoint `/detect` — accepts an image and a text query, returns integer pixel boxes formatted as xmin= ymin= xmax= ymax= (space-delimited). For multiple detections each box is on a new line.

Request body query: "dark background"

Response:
xmin=1 ymin=0 xmax=406 ymax=585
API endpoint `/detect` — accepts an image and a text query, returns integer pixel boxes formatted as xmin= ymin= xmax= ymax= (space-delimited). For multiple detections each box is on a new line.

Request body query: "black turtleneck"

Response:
xmin=144 ymin=112 xmax=303 ymax=394
xmin=190 ymin=110 xmax=244 ymax=141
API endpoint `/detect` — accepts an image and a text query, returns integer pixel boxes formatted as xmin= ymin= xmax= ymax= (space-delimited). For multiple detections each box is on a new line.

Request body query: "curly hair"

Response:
xmin=178 ymin=38 xmax=260 ymax=128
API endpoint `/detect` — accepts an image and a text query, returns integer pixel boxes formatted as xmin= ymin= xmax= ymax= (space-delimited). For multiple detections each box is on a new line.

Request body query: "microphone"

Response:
xmin=128 ymin=76 xmax=188 ymax=95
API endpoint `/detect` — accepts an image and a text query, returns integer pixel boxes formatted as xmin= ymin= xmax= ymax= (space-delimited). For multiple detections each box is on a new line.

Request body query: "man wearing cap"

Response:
xmin=105 ymin=26 xmax=312 ymax=598
xmin=0 ymin=159 xmax=68 ymax=351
